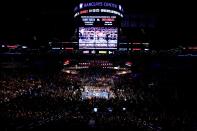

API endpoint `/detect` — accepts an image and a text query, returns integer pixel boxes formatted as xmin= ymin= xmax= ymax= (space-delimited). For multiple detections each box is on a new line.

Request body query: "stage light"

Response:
xmin=22 ymin=46 xmax=27 ymax=49
xmin=79 ymin=3 xmax=83 ymax=9
xmin=108 ymin=108 xmax=112 ymax=112
xmin=93 ymin=108 xmax=98 ymax=112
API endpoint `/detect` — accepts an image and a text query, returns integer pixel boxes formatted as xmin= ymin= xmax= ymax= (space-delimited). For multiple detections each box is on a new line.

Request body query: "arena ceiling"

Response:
xmin=0 ymin=0 xmax=196 ymax=47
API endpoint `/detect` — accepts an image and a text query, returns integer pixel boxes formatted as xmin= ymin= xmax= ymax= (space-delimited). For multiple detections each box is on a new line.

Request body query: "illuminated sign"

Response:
xmin=81 ymin=16 xmax=116 ymax=19
xmin=81 ymin=16 xmax=115 ymax=26
xmin=99 ymin=51 xmax=107 ymax=54
xmin=7 ymin=45 xmax=17 ymax=49
xmin=104 ymin=22 xmax=113 ymax=26
xmin=102 ymin=18 xmax=115 ymax=22
xmin=119 ymin=48 xmax=127 ymax=51
xmin=142 ymin=42 xmax=150 ymax=45
xmin=52 ymin=47 xmax=61 ymax=50
xmin=83 ymin=50 xmax=89 ymax=54
xmin=84 ymin=22 xmax=94 ymax=26
xmin=81 ymin=16 xmax=116 ymax=25
xmin=82 ymin=18 xmax=95 ymax=22
xmin=78 ymin=2 xmax=120 ymax=10
xmin=132 ymin=48 xmax=141 ymax=51
xmin=80 ymin=10 xmax=89 ymax=14
xmin=74 ymin=8 xmax=123 ymax=18
xmin=74 ymin=2 xmax=123 ymax=18
xmin=91 ymin=50 xmax=96 ymax=54
xmin=119 ymin=43 xmax=128 ymax=45
xmin=65 ymin=48 xmax=74 ymax=50
xmin=108 ymin=51 xmax=114 ymax=54
xmin=133 ymin=42 xmax=141 ymax=45
xmin=89 ymin=9 xmax=100 ymax=13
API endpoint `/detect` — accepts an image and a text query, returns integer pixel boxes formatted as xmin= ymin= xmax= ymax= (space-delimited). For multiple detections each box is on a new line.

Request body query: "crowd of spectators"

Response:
xmin=0 ymin=58 xmax=196 ymax=130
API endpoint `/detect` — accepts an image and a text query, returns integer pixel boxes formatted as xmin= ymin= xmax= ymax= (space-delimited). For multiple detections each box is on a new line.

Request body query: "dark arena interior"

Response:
xmin=1 ymin=0 xmax=197 ymax=130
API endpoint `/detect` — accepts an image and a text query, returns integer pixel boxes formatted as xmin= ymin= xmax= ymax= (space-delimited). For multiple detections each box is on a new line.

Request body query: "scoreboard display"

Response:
xmin=80 ymin=15 xmax=117 ymax=26
xmin=79 ymin=27 xmax=118 ymax=49
xmin=74 ymin=2 xmax=124 ymax=51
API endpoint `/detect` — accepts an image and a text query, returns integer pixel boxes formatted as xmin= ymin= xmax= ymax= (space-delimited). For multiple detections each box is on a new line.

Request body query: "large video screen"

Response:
xmin=79 ymin=27 xmax=118 ymax=49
